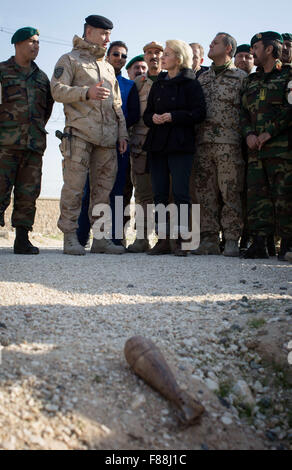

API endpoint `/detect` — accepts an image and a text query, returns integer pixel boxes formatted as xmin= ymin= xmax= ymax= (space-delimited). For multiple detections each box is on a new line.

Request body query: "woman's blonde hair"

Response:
xmin=165 ymin=40 xmax=193 ymax=69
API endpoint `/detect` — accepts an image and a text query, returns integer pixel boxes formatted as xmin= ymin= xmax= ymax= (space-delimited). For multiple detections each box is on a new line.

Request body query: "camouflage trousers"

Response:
xmin=58 ymin=135 xmax=117 ymax=233
xmin=0 ymin=148 xmax=42 ymax=230
xmin=247 ymin=156 xmax=292 ymax=238
xmin=194 ymin=143 xmax=244 ymax=239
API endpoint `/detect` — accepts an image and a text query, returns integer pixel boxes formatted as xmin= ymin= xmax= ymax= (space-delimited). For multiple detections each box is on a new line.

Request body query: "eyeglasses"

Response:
xmin=112 ymin=52 xmax=127 ymax=59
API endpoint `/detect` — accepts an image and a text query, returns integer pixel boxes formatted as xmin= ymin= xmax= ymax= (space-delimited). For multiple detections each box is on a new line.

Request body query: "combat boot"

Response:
xmin=64 ymin=232 xmax=86 ymax=256
xmin=147 ymin=238 xmax=171 ymax=256
xmin=278 ymin=238 xmax=292 ymax=261
xmin=14 ymin=227 xmax=39 ymax=255
xmin=243 ymin=235 xmax=269 ymax=259
xmin=127 ymin=238 xmax=150 ymax=253
xmin=191 ymin=233 xmax=220 ymax=255
xmin=223 ymin=239 xmax=240 ymax=257
xmin=91 ymin=238 xmax=125 ymax=254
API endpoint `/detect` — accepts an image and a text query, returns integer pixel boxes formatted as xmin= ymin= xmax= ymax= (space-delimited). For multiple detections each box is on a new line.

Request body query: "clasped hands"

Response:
xmin=246 ymin=132 xmax=271 ymax=151
xmin=152 ymin=113 xmax=172 ymax=125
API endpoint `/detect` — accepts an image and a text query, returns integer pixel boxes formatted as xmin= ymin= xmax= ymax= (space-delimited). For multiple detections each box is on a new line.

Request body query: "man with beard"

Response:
xmin=234 ymin=44 xmax=254 ymax=74
xmin=282 ymin=33 xmax=292 ymax=65
xmin=241 ymin=31 xmax=292 ymax=260
xmin=127 ymin=41 xmax=163 ymax=253
xmin=126 ymin=55 xmax=148 ymax=81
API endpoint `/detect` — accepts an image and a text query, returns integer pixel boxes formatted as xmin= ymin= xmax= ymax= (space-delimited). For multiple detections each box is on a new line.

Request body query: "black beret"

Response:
xmin=11 ymin=27 xmax=39 ymax=44
xmin=85 ymin=15 xmax=113 ymax=30
xmin=282 ymin=33 xmax=292 ymax=42
xmin=235 ymin=44 xmax=251 ymax=55
xmin=251 ymin=31 xmax=283 ymax=47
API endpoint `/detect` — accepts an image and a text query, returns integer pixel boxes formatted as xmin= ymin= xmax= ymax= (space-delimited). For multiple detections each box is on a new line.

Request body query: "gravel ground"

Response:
xmin=0 ymin=233 xmax=291 ymax=450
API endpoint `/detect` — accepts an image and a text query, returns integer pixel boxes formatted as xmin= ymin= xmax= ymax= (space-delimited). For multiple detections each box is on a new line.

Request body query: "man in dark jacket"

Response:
xmin=0 ymin=27 xmax=53 ymax=254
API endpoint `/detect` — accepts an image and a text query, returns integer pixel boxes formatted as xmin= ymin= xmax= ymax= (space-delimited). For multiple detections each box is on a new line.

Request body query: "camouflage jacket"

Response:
xmin=241 ymin=61 xmax=292 ymax=159
xmin=0 ymin=57 xmax=53 ymax=154
xmin=196 ymin=63 xmax=247 ymax=145
xmin=50 ymin=36 xmax=128 ymax=148
xmin=130 ymin=74 xmax=154 ymax=155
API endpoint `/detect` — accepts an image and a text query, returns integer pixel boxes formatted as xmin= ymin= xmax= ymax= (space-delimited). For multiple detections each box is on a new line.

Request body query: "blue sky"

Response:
xmin=1 ymin=0 xmax=291 ymax=197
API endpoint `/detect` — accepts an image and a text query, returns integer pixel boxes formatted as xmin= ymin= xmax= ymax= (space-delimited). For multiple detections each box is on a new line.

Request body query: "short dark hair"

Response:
xmin=107 ymin=41 xmax=128 ymax=56
xmin=262 ymin=39 xmax=283 ymax=59
xmin=217 ymin=32 xmax=237 ymax=58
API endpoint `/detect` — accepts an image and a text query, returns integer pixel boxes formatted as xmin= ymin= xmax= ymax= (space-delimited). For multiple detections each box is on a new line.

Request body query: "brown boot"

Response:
xmin=147 ymin=238 xmax=171 ymax=256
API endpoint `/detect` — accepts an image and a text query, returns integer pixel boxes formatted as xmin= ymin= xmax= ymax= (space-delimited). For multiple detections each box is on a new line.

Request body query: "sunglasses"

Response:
xmin=112 ymin=52 xmax=127 ymax=59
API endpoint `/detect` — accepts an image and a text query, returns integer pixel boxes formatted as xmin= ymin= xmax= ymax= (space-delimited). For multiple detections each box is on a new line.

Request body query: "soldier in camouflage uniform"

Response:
xmin=51 ymin=15 xmax=128 ymax=256
xmin=192 ymin=33 xmax=246 ymax=257
xmin=0 ymin=27 xmax=53 ymax=254
xmin=241 ymin=31 xmax=292 ymax=260
xmin=127 ymin=41 xmax=163 ymax=253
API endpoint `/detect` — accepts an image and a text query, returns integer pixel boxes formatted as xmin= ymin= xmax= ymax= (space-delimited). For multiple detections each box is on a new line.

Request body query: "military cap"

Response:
xmin=126 ymin=54 xmax=145 ymax=70
xmin=11 ymin=27 xmax=39 ymax=44
xmin=235 ymin=44 xmax=251 ymax=55
xmin=85 ymin=15 xmax=113 ymax=30
xmin=143 ymin=41 xmax=164 ymax=53
xmin=251 ymin=31 xmax=283 ymax=47
xmin=282 ymin=33 xmax=292 ymax=42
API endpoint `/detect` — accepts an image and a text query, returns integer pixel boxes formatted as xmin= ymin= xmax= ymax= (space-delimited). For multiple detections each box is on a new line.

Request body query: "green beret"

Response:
xmin=251 ymin=31 xmax=283 ymax=47
xmin=11 ymin=27 xmax=39 ymax=44
xmin=235 ymin=44 xmax=251 ymax=55
xmin=85 ymin=15 xmax=113 ymax=30
xmin=282 ymin=33 xmax=292 ymax=42
xmin=126 ymin=55 xmax=145 ymax=70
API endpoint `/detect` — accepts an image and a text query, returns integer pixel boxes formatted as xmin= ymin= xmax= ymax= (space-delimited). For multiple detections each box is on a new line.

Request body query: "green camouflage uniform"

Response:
xmin=0 ymin=57 xmax=53 ymax=230
xmin=241 ymin=61 xmax=292 ymax=238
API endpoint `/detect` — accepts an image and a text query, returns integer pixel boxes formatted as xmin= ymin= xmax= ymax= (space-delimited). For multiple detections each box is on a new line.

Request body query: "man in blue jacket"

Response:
xmin=77 ymin=41 xmax=140 ymax=252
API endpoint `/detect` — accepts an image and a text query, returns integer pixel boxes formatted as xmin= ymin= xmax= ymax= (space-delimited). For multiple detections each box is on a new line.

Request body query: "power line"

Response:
xmin=0 ymin=27 xmax=71 ymax=47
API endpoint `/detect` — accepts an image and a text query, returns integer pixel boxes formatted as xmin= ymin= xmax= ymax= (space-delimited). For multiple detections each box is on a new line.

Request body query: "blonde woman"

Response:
xmin=143 ymin=40 xmax=206 ymax=255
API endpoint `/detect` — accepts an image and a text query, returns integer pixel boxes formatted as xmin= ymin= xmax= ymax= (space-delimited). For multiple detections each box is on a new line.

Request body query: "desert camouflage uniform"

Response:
xmin=0 ymin=57 xmax=53 ymax=230
xmin=51 ymin=36 xmax=128 ymax=234
xmin=241 ymin=61 xmax=292 ymax=238
xmin=194 ymin=63 xmax=246 ymax=240
xmin=130 ymin=74 xmax=154 ymax=230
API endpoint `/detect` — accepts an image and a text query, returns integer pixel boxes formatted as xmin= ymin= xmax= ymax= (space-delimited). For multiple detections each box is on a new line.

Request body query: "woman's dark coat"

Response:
xmin=143 ymin=68 xmax=206 ymax=154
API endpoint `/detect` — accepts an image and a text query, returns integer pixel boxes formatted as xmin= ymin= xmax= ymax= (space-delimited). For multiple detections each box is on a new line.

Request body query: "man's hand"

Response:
xmin=119 ymin=139 xmax=128 ymax=154
xmin=257 ymin=132 xmax=271 ymax=150
xmin=246 ymin=134 xmax=259 ymax=150
xmin=87 ymin=80 xmax=110 ymax=100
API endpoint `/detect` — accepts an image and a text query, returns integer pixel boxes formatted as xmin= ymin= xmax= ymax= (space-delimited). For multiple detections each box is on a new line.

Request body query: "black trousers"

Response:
xmin=149 ymin=152 xmax=194 ymax=234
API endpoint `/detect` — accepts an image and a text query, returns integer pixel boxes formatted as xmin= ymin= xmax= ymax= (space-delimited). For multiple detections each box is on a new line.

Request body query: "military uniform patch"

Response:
xmin=54 ymin=67 xmax=64 ymax=79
